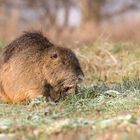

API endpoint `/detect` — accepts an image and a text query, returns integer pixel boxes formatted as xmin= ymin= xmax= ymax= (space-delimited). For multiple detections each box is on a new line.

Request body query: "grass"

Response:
xmin=0 ymin=41 xmax=140 ymax=140
xmin=76 ymin=41 xmax=140 ymax=84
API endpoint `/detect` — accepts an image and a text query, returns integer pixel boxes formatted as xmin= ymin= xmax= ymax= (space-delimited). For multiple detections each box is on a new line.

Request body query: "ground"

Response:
xmin=0 ymin=41 xmax=140 ymax=140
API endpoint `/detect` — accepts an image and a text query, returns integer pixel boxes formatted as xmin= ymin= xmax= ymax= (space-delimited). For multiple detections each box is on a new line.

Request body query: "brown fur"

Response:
xmin=0 ymin=31 xmax=84 ymax=103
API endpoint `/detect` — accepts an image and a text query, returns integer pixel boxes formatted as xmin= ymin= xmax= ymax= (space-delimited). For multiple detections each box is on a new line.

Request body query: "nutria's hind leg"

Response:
xmin=12 ymin=88 xmax=44 ymax=103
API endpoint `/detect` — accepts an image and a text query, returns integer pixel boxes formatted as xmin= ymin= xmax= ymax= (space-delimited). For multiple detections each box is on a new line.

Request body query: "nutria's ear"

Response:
xmin=50 ymin=51 xmax=58 ymax=59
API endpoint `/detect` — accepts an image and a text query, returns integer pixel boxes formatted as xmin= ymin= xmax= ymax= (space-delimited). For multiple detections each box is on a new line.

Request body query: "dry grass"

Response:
xmin=75 ymin=41 xmax=140 ymax=84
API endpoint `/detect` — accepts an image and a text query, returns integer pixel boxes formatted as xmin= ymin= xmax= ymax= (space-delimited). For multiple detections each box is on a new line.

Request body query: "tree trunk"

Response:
xmin=81 ymin=0 xmax=104 ymax=25
xmin=63 ymin=1 xmax=69 ymax=27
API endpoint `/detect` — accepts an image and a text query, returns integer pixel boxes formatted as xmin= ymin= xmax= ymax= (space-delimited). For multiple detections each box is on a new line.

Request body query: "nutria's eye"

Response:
xmin=51 ymin=52 xmax=58 ymax=59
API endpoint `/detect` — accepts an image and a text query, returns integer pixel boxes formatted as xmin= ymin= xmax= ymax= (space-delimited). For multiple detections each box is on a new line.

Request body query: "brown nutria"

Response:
xmin=0 ymin=31 xmax=84 ymax=103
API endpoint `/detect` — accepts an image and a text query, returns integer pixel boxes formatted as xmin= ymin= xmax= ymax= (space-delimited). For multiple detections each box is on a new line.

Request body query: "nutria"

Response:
xmin=0 ymin=31 xmax=84 ymax=103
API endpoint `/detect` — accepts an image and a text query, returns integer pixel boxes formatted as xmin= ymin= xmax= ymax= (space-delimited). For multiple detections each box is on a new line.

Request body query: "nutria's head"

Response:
xmin=42 ymin=46 xmax=84 ymax=100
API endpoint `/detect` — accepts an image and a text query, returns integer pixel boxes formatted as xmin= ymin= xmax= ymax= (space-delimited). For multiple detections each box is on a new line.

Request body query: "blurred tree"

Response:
xmin=27 ymin=0 xmax=75 ymax=28
xmin=103 ymin=0 xmax=140 ymax=19
xmin=61 ymin=0 xmax=70 ymax=27
xmin=81 ymin=0 xmax=105 ymax=25
xmin=27 ymin=0 xmax=59 ymax=27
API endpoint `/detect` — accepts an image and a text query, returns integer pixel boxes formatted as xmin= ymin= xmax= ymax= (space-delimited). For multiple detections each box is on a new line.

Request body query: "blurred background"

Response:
xmin=0 ymin=0 xmax=140 ymax=44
